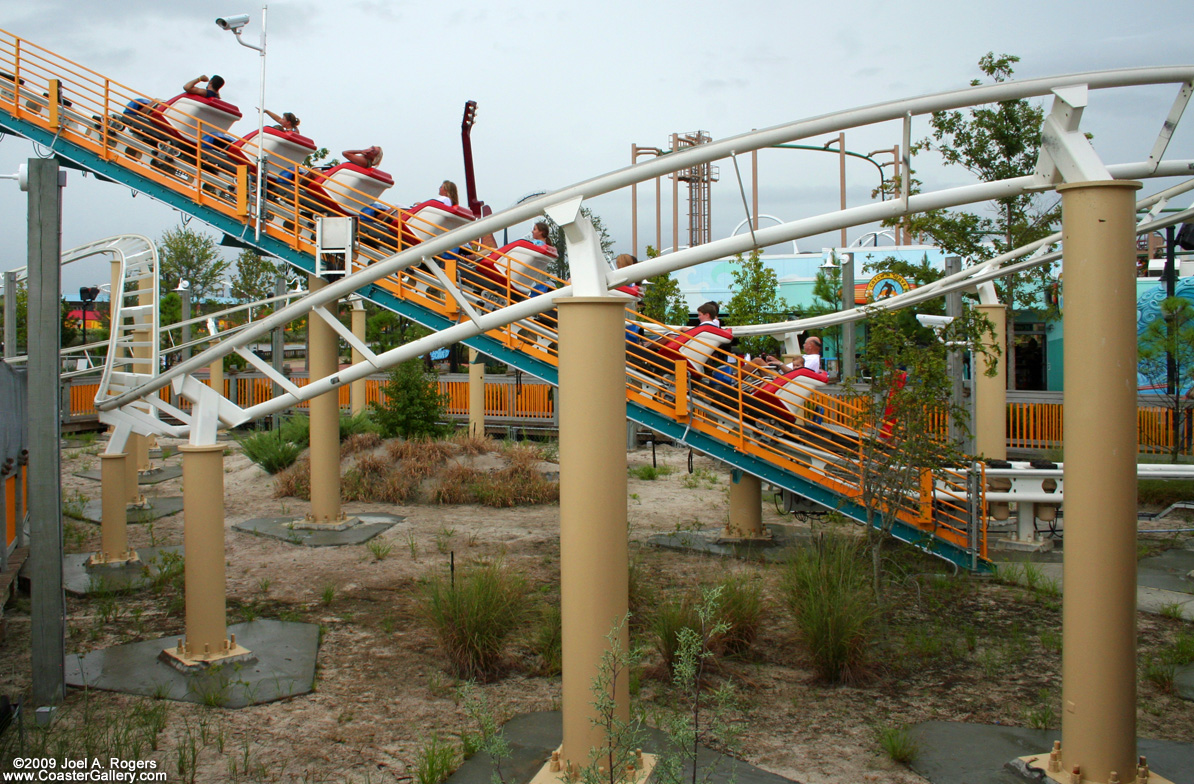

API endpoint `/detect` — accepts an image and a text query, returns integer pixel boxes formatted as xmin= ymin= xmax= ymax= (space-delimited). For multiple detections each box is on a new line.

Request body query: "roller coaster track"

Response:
xmin=4 ymin=28 xmax=1193 ymax=570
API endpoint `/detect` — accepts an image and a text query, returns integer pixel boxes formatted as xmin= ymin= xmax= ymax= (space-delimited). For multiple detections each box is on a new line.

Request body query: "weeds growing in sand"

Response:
xmin=420 ymin=558 xmax=529 ymax=680
xmin=780 ymin=534 xmax=875 ymax=683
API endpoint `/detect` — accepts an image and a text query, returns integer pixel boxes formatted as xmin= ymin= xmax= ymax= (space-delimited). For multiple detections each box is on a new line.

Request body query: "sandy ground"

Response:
xmin=1 ymin=436 xmax=1191 ymax=783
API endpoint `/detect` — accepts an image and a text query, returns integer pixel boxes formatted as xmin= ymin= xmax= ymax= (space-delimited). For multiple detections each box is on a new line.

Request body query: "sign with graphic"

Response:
xmin=864 ymin=272 xmax=912 ymax=302
xmin=430 ymin=347 xmax=450 ymax=361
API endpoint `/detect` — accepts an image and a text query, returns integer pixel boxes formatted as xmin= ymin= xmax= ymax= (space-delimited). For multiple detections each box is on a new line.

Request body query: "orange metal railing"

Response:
xmin=6 ymin=29 xmax=981 ymax=558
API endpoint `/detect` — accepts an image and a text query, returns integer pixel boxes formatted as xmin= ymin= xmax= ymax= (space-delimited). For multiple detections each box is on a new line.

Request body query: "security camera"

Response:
xmin=915 ymin=314 xmax=955 ymax=330
xmin=215 ymin=14 xmax=250 ymax=31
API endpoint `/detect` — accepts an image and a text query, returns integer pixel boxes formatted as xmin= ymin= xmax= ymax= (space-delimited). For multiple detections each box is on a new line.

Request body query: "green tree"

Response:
xmin=230 ymin=250 xmax=279 ymax=305
xmin=541 ymin=207 xmax=615 ymax=281
xmin=637 ymin=246 xmax=690 ymax=325
xmin=157 ymin=227 xmax=231 ymax=300
xmin=366 ymin=307 xmax=430 ymax=354
xmin=1138 ymin=296 xmax=1194 ymax=462
xmin=848 ymin=306 xmax=998 ymax=599
xmin=724 ymin=249 xmax=788 ymax=357
xmin=908 ymin=52 xmax=1061 ymax=388
xmin=370 ymin=359 xmax=449 ymax=439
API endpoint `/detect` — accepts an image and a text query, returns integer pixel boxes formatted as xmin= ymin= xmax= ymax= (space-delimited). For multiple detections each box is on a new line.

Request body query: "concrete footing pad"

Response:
xmin=73 ymin=496 xmax=185 ymax=525
xmin=234 ymin=513 xmax=402 ymax=547
xmin=65 ymin=619 xmax=319 ymax=708
xmin=647 ymin=523 xmax=815 ymax=562
xmin=445 ymin=711 xmax=795 ymax=784
xmin=74 ymin=465 xmax=183 ymax=484
xmin=908 ymin=721 xmax=1194 ymax=784
xmin=1177 ymin=663 xmax=1194 ymax=701
xmin=63 ymin=545 xmax=184 ymax=596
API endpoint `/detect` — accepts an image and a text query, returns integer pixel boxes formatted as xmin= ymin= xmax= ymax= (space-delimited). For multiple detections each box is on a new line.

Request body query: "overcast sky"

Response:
xmin=2 ymin=0 xmax=1192 ymax=297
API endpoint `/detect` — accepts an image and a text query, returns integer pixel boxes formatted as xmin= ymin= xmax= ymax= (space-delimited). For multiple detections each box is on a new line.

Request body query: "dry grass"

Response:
xmin=342 ymin=453 xmax=420 ymax=503
xmin=450 ymin=432 xmax=493 ymax=456
xmin=341 ymin=432 xmax=383 ymax=457
xmin=430 ymin=464 xmax=481 ymax=504
xmin=272 ymin=436 xmax=558 ymax=508
xmin=388 ymin=438 xmax=454 ymax=465
xmin=273 ymin=457 xmax=311 ymax=500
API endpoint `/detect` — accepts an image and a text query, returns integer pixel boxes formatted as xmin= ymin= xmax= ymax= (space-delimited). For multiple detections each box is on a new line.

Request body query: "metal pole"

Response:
xmin=841 ymin=252 xmax=855 ymax=379
xmin=1165 ymin=225 xmax=1177 ymax=396
xmin=271 ymin=273 xmax=284 ymax=430
xmin=180 ymin=288 xmax=192 ymax=363
xmin=27 ymin=158 xmax=65 ymax=709
xmin=253 ymin=5 xmax=267 ymax=241
xmin=751 ymin=143 xmax=759 ymax=231
xmin=838 ymin=132 xmax=847 ymax=247
xmin=945 ymin=256 xmax=966 ymax=449
xmin=630 ymin=144 xmax=638 ymax=258
xmin=671 ymin=134 xmax=679 ymax=254
xmin=2 ymin=270 xmax=16 ymax=358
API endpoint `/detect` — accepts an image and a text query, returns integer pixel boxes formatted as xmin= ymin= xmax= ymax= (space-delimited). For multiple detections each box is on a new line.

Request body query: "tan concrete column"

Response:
xmin=307 ymin=276 xmax=342 ymax=524
xmin=1058 ymin=180 xmax=1141 ymax=784
xmin=558 ymin=297 xmax=629 ymax=772
xmin=123 ymin=442 xmax=144 ymax=506
xmin=178 ymin=443 xmax=231 ymax=659
xmin=94 ymin=452 xmax=132 ymax=564
xmin=726 ymin=471 xmax=763 ymax=537
xmin=468 ymin=348 xmax=485 ymax=438
xmin=973 ymin=303 xmax=1007 ymax=460
xmin=350 ymin=301 xmax=367 ymax=416
xmin=132 ymin=276 xmax=153 ymax=472
xmin=209 ymin=354 xmax=224 ymax=399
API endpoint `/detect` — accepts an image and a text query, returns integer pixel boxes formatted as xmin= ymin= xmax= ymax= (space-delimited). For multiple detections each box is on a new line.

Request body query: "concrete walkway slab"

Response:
xmin=446 ymin=711 xmax=798 ymax=784
xmin=1177 ymin=664 xmax=1194 ymax=702
xmin=910 ymin=721 xmax=1194 ymax=784
xmin=647 ymin=524 xmax=815 ymax=563
xmin=63 ymin=545 xmax=183 ymax=596
xmin=1138 ymin=545 xmax=1194 ymax=595
xmin=71 ymin=496 xmax=184 ymax=525
xmin=75 ymin=465 xmax=182 ymax=485
xmin=64 ymin=619 xmax=319 ymax=708
xmin=993 ymin=561 xmax=1194 ymax=621
xmin=234 ymin=513 xmax=402 ymax=547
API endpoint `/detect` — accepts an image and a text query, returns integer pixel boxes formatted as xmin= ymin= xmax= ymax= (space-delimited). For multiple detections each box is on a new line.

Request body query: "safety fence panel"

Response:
xmin=1007 ymin=402 xmax=1065 ymax=451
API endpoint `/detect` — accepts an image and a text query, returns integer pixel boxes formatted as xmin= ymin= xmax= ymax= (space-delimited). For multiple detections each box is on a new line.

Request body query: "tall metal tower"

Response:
xmin=672 ymin=131 xmax=719 ymax=248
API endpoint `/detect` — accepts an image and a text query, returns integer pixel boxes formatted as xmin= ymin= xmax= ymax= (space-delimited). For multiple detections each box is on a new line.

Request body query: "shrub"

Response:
xmin=878 ymin=724 xmax=919 ymax=763
xmin=780 ymin=534 xmax=875 ymax=683
xmin=239 ymin=430 xmax=304 ymax=474
xmin=629 ymin=464 xmax=673 ymax=481
xmin=419 ymin=559 xmax=529 ymax=680
xmin=371 ymin=360 xmax=450 ymax=439
xmin=715 ymin=574 xmax=764 ymax=656
xmin=273 ymin=457 xmax=311 ymax=499
xmin=414 ymin=733 xmax=459 ymax=784
xmin=279 ymin=414 xmax=310 ymax=446
xmin=1137 ymin=478 xmax=1194 ymax=507
xmin=340 ymin=410 xmax=379 ymax=440
xmin=651 ymin=596 xmax=704 ymax=674
xmin=532 ymin=603 xmax=563 ymax=676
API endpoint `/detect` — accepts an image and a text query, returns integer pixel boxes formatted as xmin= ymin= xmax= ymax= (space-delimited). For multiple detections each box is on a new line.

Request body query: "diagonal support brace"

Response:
xmin=1033 ymin=84 xmax=1112 ymax=186
xmin=544 ymin=196 xmax=609 ymax=297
